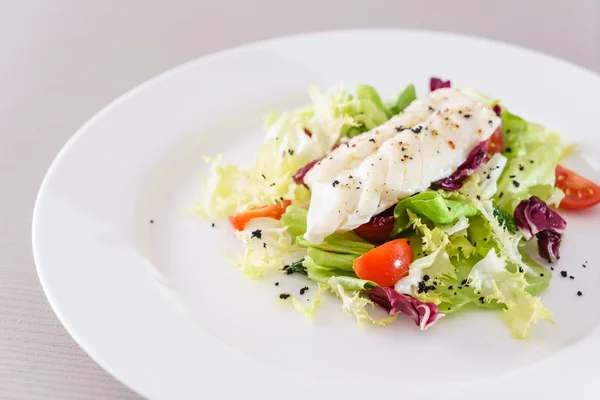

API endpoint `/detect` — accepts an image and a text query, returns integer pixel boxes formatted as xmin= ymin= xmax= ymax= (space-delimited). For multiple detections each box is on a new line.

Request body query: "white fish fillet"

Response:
xmin=303 ymin=88 xmax=501 ymax=244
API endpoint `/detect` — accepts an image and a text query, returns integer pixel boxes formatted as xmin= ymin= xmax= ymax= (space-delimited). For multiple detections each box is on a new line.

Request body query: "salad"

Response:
xmin=196 ymin=78 xmax=600 ymax=339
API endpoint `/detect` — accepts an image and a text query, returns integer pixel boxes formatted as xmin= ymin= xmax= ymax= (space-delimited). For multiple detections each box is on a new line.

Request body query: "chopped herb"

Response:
xmin=282 ymin=258 xmax=307 ymax=275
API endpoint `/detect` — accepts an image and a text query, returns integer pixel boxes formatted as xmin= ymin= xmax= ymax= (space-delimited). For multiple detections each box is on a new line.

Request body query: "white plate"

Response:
xmin=33 ymin=30 xmax=600 ymax=400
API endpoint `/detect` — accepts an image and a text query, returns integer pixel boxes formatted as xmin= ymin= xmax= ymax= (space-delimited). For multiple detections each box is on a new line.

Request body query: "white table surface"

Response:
xmin=1 ymin=1 xmax=599 ymax=399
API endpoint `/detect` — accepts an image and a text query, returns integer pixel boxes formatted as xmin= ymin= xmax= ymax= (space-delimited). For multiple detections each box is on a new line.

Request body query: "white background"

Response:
xmin=1 ymin=1 xmax=599 ymax=398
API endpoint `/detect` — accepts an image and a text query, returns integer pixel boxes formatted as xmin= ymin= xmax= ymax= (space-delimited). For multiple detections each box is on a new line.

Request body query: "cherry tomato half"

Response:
xmin=228 ymin=200 xmax=291 ymax=230
xmin=353 ymin=238 xmax=413 ymax=287
xmin=555 ymin=165 xmax=600 ymax=210
xmin=486 ymin=126 xmax=503 ymax=158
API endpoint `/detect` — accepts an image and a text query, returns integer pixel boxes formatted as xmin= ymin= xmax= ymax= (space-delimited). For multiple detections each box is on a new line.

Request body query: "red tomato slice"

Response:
xmin=228 ymin=200 xmax=292 ymax=230
xmin=486 ymin=126 xmax=503 ymax=158
xmin=353 ymin=239 xmax=413 ymax=287
xmin=555 ymin=165 xmax=600 ymax=210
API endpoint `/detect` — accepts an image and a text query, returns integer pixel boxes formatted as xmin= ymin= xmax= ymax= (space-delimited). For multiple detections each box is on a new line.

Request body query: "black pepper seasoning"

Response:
xmin=577 ymin=291 xmax=583 ymax=296
xmin=332 ymin=180 xmax=340 ymax=187
xmin=211 ymin=223 xmax=215 ymax=227
xmin=150 ymin=220 xmax=154 ymax=224
xmin=274 ymin=282 xmax=279 ymax=286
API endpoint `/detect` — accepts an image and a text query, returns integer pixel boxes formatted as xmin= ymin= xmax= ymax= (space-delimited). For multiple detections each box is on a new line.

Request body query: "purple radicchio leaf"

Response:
xmin=365 ymin=286 xmax=444 ymax=330
xmin=537 ymin=229 xmax=562 ymax=263
xmin=432 ymin=140 xmax=488 ymax=191
xmin=514 ymin=196 xmax=567 ymax=240
xmin=430 ymin=77 xmax=451 ymax=91
xmin=514 ymin=196 xmax=567 ymax=263
xmin=493 ymin=104 xmax=502 ymax=116
xmin=292 ymin=159 xmax=320 ymax=186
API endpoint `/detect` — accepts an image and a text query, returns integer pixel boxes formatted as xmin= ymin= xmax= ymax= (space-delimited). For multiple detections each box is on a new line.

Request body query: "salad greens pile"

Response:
xmin=196 ymin=80 xmax=570 ymax=340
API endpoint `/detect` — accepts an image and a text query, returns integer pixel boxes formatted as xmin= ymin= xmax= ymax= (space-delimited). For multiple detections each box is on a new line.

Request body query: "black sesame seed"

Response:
xmin=560 ymin=271 xmax=567 ymax=277
xmin=211 ymin=223 xmax=215 ymax=227
xmin=332 ymin=180 xmax=340 ymax=187
xmin=300 ymin=286 xmax=309 ymax=295
xmin=261 ymin=174 xmax=266 ymax=179
xmin=423 ymin=274 xmax=430 ymax=282
xmin=519 ymin=165 xmax=525 ymax=171
xmin=263 ymin=243 xmax=267 ymax=249
xmin=395 ymin=126 xmax=405 ymax=132
xmin=512 ymin=180 xmax=520 ymax=188
xmin=251 ymin=229 xmax=262 ymax=239
xmin=463 ymin=114 xmax=471 ymax=119
xmin=509 ymin=175 xmax=516 ymax=179
xmin=499 ymin=192 xmax=504 ymax=198
xmin=479 ymin=296 xmax=485 ymax=304
xmin=150 ymin=220 xmax=154 ymax=224
xmin=505 ymin=147 xmax=512 ymax=153
xmin=476 ymin=195 xmax=481 ymax=200
xmin=530 ymin=160 xmax=534 ymax=164
xmin=448 ymin=285 xmax=453 ymax=290
xmin=412 ymin=126 xmax=422 ymax=134
xmin=288 ymin=149 xmax=294 ymax=155
xmin=274 ymin=282 xmax=279 ymax=286
xmin=279 ymin=293 xmax=290 ymax=299
xmin=577 ymin=291 xmax=583 ymax=296
xmin=518 ymin=267 xmax=524 ymax=273
xmin=570 ymin=276 xmax=574 ymax=280
xmin=540 ymin=273 xmax=544 ymax=277
xmin=461 ymin=279 xmax=467 ymax=285
xmin=369 ymin=138 xmax=376 ymax=143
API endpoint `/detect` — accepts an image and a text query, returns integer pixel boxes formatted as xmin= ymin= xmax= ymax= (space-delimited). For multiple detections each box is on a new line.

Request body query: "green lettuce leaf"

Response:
xmin=327 ymin=277 xmax=396 ymax=327
xmin=392 ymin=192 xmax=478 ymax=235
xmin=291 ymin=283 xmax=327 ymax=319
xmin=468 ymin=249 xmax=553 ymax=339
xmin=494 ymin=109 xmax=565 ymax=210
xmin=388 ymin=84 xmax=416 ymax=115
